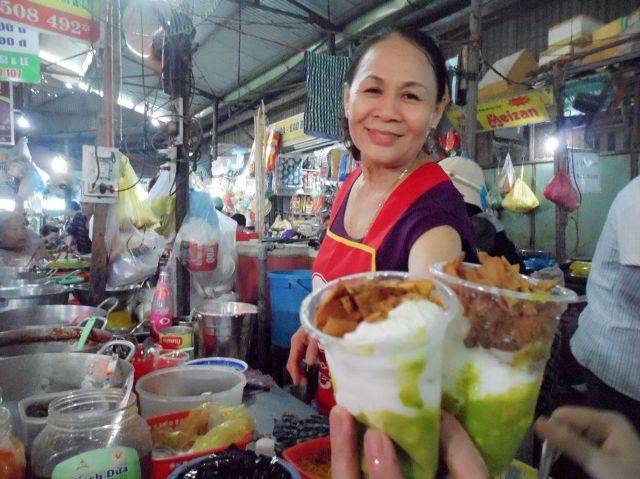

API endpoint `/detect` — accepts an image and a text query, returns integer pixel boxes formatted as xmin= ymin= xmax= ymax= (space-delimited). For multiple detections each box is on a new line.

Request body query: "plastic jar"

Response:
xmin=30 ymin=389 xmax=152 ymax=479
xmin=0 ymin=407 xmax=25 ymax=479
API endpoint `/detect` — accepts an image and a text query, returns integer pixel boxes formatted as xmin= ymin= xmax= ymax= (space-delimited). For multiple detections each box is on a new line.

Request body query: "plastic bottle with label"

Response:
xmin=0 ymin=406 xmax=25 ymax=479
xmin=30 ymin=389 xmax=151 ymax=479
xmin=150 ymin=268 xmax=173 ymax=339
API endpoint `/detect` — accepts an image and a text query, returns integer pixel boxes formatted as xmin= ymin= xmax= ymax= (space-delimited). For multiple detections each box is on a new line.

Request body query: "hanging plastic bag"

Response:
xmin=108 ymin=219 xmax=165 ymax=287
xmin=117 ymin=155 xmax=158 ymax=228
xmin=174 ymin=189 xmax=220 ymax=273
xmin=496 ymin=152 xmax=515 ymax=194
xmin=502 ymin=166 xmax=539 ymax=213
xmin=543 ymin=170 xmax=581 ymax=212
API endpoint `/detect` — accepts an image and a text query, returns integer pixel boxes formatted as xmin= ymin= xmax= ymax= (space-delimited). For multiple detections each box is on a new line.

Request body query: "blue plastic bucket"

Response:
xmin=268 ymin=270 xmax=312 ymax=348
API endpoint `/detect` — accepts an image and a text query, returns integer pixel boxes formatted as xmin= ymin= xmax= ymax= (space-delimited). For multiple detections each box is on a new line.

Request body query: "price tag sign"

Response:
xmin=0 ymin=19 xmax=39 ymax=83
xmin=0 ymin=0 xmax=98 ymax=42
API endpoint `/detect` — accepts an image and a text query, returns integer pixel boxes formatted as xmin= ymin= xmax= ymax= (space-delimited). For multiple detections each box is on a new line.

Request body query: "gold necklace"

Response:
xmin=354 ymin=154 xmax=422 ymax=237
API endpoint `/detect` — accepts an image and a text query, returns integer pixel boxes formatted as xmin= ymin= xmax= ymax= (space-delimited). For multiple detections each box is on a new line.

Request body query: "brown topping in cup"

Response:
xmin=316 ymin=279 xmax=440 ymax=337
xmin=444 ymin=253 xmax=561 ymax=351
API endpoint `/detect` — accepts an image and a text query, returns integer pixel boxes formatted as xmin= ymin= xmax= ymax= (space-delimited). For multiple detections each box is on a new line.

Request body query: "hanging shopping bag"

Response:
xmin=543 ymin=170 xmax=581 ymax=212
xmin=502 ymin=166 xmax=539 ymax=213
xmin=496 ymin=152 xmax=515 ymax=194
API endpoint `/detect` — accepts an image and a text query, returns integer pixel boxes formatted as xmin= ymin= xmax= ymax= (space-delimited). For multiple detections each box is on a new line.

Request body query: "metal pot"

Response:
xmin=0 ymin=341 xmax=135 ymax=437
xmin=72 ymin=283 xmax=141 ymax=311
xmin=0 ymin=266 xmax=47 ymax=282
xmin=0 ymin=283 xmax=70 ymax=311
xmin=193 ymin=301 xmax=258 ymax=361
xmin=0 ymin=297 xmax=118 ymax=333
xmin=0 ymin=323 xmax=133 ymax=357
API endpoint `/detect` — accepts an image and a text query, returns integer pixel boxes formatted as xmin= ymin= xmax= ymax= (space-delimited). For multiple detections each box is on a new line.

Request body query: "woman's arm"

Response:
xmin=407 ymin=225 xmax=462 ymax=276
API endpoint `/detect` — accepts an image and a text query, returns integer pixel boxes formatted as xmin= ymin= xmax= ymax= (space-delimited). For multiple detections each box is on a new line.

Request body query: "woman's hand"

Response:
xmin=286 ymin=326 xmax=319 ymax=385
xmin=535 ymin=407 xmax=640 ymax=479
xmin=330 ymin=406 xmax=489 ymax=479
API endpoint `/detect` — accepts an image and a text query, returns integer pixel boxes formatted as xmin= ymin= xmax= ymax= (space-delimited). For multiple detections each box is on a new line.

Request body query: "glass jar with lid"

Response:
xmin=0 ymin=406 xmax=25 ymax=479
xmin=30 ymin=389 xmax=151 ymax=479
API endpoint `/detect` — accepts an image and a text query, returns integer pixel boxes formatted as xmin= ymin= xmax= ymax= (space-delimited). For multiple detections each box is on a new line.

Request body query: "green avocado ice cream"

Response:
xmin=323 ymin=298 xmax=450 ymax=479
xmin=442 ymin=361 xmax=541 ymax=475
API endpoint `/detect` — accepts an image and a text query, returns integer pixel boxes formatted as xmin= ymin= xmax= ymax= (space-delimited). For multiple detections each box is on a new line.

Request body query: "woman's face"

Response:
xmin=344 ymin=34 xmax=446 ymax=168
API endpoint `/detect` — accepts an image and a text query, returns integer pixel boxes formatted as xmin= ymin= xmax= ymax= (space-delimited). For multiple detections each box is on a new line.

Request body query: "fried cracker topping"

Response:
xmin=316 ymin=278 xmax=440 ymax=337
xmin=443 ymin=253 xmax=561 ymax=351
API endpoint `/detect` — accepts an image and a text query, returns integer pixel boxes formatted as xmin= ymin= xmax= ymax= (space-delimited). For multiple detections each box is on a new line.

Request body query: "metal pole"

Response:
xmin=327 ymin=32 xmax=336 ymax=55
xmin=529 ymin=124 xmax=536 ymax=250
xmin=210 ymin=99 xmax=219 ymax=174
xmin=175 ymin=97 xmax=191 ymax=316
xmin=464 ymin=0 xmax=481 ymax=159
xmin=631 ymin=81 xmax=639 ymax=179
xmin=552 ymin=64 xmax=568 ymax=262
xmin=89 ymin=0 xmax=120 ymax=305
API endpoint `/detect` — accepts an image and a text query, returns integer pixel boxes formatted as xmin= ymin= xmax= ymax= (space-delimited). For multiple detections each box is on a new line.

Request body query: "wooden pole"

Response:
xmin=89 ymin=0 xmax=120 ymax=305
xmin=254 ymin=104 xmax=266 ymax=239
xmin=552 ymin=64 xmax=568 ymax=262
xmin=464 ymin=0 xmax=481 ymax=159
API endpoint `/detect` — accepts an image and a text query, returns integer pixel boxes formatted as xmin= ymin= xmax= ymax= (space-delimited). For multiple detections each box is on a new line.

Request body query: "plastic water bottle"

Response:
xmin=150 ymin=268 xmax=173 ymax=339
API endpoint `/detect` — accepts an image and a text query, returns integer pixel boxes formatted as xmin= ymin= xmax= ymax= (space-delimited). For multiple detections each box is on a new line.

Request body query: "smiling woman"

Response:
xmin=286 ymin=29 xmax=479 ymax=413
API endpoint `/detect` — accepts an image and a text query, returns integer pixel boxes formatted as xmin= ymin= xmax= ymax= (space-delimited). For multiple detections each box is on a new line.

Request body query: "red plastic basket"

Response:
xmin=147 ymin=410 xmax=253 ymax=479
xmin=282 ymin=436 xmax=331 ymax=479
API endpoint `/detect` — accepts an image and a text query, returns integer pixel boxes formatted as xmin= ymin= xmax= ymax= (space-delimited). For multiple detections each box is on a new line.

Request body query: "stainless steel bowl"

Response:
xmin=0 ymin=283 xmax=70 ymax=311
xmin=72 ymin=283 xmax=141 ymax=310
xmin=0 ymin=301 xmax=117 ymax=332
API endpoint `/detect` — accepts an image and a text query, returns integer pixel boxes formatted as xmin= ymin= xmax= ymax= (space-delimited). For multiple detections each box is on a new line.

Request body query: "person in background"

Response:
xmin=65 ymin=201 xmax=92 ymax=254
xmin=231 ymin=212 xmax=258 ymax=242
xmin=0 ymin=211 xmax=46 ymax=266
xmin=40 ymin=224 xmax=61 ymax=250
xmin=570 ymin=175 xmax=640 ymax=433
xmin=439 ymin=156 xmax=523 ymax=271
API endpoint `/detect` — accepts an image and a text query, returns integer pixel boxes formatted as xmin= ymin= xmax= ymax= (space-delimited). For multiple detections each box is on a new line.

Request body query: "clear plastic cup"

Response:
xmin=430 ymin=262 xmax=577 ymax=476
xmin=301 ymin=271 xmax=460 ymax=479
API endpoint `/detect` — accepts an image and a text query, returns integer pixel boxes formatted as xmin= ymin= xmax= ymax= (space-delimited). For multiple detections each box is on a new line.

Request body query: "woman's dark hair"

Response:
xmin=69 ymin=201 xmax=81 ymax=211
xmin=342 ymin=28 xmax=450 ymax=162
xmin=40 ymin=224 xmax=60 ymax=237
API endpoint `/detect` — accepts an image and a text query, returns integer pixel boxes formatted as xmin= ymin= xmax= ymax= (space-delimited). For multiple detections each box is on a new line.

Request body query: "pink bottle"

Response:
xmin=150 ymin=268 xmax=173 ymax=339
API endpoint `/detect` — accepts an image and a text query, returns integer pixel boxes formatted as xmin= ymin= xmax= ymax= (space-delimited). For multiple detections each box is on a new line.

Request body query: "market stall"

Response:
xmin=0 ymin=1 xmax=639 ymax=478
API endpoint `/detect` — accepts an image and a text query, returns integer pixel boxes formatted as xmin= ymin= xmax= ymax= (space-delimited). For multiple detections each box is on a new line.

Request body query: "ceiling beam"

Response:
xmin=195 ymin=0 xmax=446 ymax=118
xmin=280 ymin=0 xmax=338 ymax=31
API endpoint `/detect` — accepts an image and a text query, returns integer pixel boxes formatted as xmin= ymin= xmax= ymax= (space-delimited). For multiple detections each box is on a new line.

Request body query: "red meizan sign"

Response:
xmin=0 ymin=0 xmax=98 ymax=42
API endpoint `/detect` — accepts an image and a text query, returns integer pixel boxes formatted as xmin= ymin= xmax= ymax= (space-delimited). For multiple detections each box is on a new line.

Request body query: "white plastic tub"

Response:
xmin=135 ymin=365 xmax=246 ymax=418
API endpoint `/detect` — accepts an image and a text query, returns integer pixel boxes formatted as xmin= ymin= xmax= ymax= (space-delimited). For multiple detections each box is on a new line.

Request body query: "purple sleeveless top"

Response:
xmin=332 ymin=181 xmax=478 ymax=271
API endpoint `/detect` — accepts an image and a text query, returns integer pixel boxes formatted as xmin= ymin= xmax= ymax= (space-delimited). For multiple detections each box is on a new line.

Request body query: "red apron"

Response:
xmin=311 ymin=162 xmax=451 ymax=413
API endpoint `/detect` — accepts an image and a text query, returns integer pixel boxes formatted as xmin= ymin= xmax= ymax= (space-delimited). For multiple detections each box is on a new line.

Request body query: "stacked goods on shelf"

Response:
xmin=547 ymin=15 xmax=603 ymax=50
xmin=583 ymin=8 xmax=640 ymax=64
xmin=478 ymin=50 xmax=538 ymax=102
xmin=539 ymin=15 xmax=602 ymax=67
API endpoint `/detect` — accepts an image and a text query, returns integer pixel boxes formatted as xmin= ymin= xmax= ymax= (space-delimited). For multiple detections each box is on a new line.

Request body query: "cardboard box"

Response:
xmin=583 ymin=9 xmax=640 ymax=64
xmin=478 ymin=50 xmax=538 ymax=102
xmin=539 ymin=44 xmax=588 ymax=66
xmin=548 ymin=15 xmax=603 ymax=49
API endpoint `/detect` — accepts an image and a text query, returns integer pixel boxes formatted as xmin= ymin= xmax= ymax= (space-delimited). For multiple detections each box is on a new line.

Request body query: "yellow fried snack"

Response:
xmin=316 ymin=279 xmax=440 ymax=337
xmin=443 ymin=253 xmax=561 ymax=351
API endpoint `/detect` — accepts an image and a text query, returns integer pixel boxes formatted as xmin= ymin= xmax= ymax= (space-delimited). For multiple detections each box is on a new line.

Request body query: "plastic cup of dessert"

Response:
xmin=430 ymin=261 xmax=577 ymax=475
xmin=301 ymin=271 xmax=460 ymax=479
